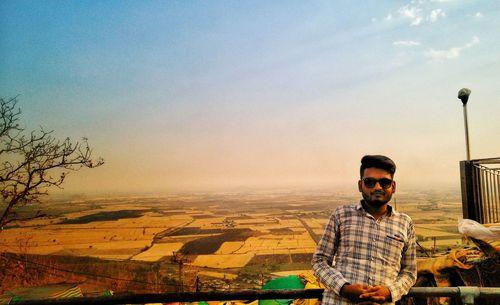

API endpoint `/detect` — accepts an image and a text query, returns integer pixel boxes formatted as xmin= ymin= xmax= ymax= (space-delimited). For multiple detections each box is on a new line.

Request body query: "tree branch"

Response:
xmin=0 ymin=96 xmax=104 ymax=230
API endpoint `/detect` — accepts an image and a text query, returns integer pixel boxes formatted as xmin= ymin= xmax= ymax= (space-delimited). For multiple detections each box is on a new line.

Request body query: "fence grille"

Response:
xmin=460 ymin=158 xmax=500 ymax=223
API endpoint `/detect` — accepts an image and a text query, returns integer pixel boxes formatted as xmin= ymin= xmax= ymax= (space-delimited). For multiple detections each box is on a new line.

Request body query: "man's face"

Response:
xmin=358 ymin=167 xmax=396 ymax=207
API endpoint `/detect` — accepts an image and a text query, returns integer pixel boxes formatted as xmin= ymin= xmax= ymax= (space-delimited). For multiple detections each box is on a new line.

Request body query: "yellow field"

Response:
xmin=419 ymin=238 xmax=463 ymax=248
xmin=51 ymin=241 xmax=147 ymax=260
xmin=302 ymin=218 xmax=327 ymax=229
xmin=313 ymin=229 xmax=324 ymax=235
xmin=215 ymin=241 xmax=245 ymax=254
xmin=233 ymin=219 xmax=277 ymax=225
xmin=190 ymin=218 xmax=226 ymax=228
xmin=415 ymin=226 xmax=459 ymax=238
xmin=191 ymin=254 xmax=255 ymax=268
xmin=0 ymin=215 xmax=191 ymax=260
xmin=271 ymin=270 xmax=312 ymax=277
xmin=410 ymin=210 xmax=460 ymax=220
xmin=132 ymin=243 xmax=184 ymax=261
xmin=231 ymin=232 xmax=316 ymax=255
xmin=0 ymin=196 xmax=469 ymax=268
xmin=197 ymin=271 xmax=238 ymax=280
xmin=212 ymin=233 xmax=317 ymax=260
xmin=416 ymin=223 xmax=458 ymax=229
xmin=247 ymin=213 xmax=273 ymax=217
xmin=277 ymin=219 xmax=303 ymax=227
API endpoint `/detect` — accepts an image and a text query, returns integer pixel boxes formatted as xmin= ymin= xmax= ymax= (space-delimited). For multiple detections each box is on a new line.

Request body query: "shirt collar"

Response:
xmin=357 ymin=200 xmax=395 ymax=217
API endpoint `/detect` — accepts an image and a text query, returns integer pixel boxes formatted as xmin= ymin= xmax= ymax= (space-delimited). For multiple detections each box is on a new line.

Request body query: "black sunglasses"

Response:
xmin=362 ymin=178 xmax=393 ymax=189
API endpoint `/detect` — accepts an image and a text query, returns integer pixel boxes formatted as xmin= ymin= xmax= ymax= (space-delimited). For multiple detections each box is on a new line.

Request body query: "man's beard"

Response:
xmin=362 ymin=191 xmax=392 ymax=207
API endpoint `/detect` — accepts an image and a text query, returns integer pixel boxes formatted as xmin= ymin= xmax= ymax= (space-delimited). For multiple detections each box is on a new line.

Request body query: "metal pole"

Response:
xmin=458 ymin=88 xmax=472 ymax=161
xmin=463 ymin=104 xmax=471 ymax=160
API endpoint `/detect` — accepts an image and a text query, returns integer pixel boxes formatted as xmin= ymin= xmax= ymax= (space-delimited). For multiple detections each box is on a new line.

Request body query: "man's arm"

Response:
xmin=311 ymin=211 xmax=349 ymax=296
xmin=386 ymin=220 xmax=417 ymax=302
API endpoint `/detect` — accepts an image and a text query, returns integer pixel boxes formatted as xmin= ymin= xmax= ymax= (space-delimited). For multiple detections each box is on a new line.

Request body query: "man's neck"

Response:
xmin=362 ymin=200 xmax=388 ymax=220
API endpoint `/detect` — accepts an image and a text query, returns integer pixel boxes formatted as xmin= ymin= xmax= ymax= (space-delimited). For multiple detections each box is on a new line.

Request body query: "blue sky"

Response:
xmin=1 ymin=1 xmax=499 ymax=194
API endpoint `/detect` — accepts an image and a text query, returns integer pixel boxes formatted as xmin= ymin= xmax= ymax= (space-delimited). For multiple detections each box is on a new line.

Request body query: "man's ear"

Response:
xmin=392 ymin=181 xmax=396 ymax=193
xmin=358 ymin=180 xmax=362 ymax=192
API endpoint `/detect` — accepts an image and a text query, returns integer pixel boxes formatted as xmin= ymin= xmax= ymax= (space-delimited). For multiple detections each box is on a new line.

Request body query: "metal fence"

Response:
xmin=7 ymin=287 xmax=500 ymax=305
xmin=460 ymin=158 xmax=500 ymax=224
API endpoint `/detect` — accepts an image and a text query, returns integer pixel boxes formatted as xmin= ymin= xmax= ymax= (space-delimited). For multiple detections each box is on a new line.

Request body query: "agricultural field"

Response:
xmin=0 ymin=189 xmax=466 ymax=272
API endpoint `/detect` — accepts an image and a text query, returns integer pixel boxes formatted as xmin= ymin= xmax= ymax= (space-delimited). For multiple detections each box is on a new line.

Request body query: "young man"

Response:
xmin=312 ymin=155 xmax=416 ymax=305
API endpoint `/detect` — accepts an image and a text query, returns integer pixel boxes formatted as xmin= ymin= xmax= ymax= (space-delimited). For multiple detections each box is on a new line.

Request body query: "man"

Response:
xmin=312 ymin=155 xmax=416 ymax=305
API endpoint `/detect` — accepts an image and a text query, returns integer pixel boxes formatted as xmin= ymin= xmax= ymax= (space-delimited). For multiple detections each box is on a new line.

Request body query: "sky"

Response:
xmin=1 ymin=0 xmax=499 ymax=195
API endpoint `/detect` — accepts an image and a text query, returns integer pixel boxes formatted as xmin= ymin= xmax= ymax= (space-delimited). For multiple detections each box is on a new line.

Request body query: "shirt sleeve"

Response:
xmin=311 ymin=210 xmax=349 ymax=296
xmin=387 ymin=218 xmax=417 ymax=302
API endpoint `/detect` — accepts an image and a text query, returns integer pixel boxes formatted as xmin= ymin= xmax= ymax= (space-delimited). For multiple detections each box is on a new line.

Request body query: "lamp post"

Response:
xmin=458 ymin=88 xmax=471 ymax=160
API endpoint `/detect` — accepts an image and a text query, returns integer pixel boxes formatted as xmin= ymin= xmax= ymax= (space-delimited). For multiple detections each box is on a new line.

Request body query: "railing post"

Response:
xmin=460 ymin=161 xmax=477 ymax=221
xmin=458 ymin=286 xmax=480 ymax=305
xmin=476 ymin=165 xmax=484 ymax=223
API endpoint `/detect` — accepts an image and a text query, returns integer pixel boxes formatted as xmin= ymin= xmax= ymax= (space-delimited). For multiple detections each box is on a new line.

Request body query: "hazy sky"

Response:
xmin=1 ymin=1 xmax=499 ymax=194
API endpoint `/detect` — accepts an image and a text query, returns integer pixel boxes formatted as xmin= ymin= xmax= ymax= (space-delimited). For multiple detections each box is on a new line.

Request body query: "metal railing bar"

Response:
xmin=470 ymin=157 xmax=500 ymax=165
xmin=474 ymin=166 xmax=483 ymax=223
xmin=485 ymin=170 xmax=492 ymax=223
xmin=494 ymin=173 xmax=499 ymax=222
xmin=490 ymin=171 xmax=497 ymax=222
xmin=473 ymin=164 xmax=500 ymax=176
xmin=8 ymin=287 xmax=500 ymax=305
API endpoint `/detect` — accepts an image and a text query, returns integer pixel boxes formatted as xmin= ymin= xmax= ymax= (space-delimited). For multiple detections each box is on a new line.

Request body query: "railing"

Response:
xmin=7 ymin=287 xmax=500 ymax=305
xmin=460 ymin=157 xmax=500 ymax=223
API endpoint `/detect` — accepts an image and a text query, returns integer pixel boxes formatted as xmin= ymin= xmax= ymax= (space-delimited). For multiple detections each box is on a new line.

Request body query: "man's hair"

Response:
xmin=360 ymin=155 xmax=396 ymax=178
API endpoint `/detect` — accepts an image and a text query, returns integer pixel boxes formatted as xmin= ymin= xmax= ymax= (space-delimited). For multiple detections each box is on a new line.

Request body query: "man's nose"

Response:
xmin=373 ymin=181 xmax=383 ymax=190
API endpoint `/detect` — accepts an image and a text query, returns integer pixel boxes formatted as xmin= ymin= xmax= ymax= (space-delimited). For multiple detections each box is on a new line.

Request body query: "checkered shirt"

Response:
xmin=312 ymin=202 xmax=416 ymax=305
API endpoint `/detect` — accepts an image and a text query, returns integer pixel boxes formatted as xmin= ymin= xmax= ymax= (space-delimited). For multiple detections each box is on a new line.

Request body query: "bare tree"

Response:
xmin=0 ymin=96 xmax=104 ymax=229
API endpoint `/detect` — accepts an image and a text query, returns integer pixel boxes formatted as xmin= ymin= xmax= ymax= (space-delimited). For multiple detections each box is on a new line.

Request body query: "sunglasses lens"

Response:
xmin=379 ymin=178 xmax=392 ymax=189
xmin=363 ymin=178 xmax=392 ymax=189
xmin=363 ymin=178 xmax=377 ymax=188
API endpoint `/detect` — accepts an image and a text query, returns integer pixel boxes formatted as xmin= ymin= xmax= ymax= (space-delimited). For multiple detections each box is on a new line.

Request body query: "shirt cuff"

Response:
xmin=332 ymin=278 xmax=350 ymax=296
xmin=386 ymin=284 xmax=400 ymax=302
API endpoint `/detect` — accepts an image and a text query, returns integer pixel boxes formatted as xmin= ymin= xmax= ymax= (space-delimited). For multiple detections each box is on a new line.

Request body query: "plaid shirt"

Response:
xmin=312 ymin=202 xmax=416 ymax=305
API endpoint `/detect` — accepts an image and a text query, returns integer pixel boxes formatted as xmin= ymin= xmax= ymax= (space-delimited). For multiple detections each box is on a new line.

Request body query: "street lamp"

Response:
xmin=458 ymin=88 xmax=471 ymax=160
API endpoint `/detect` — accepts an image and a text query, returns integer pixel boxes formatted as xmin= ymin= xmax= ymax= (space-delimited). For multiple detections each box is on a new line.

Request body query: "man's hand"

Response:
xmin=359 ymin=285 xmax=391 ymax=303
xmin=340 ymin=284 xmax=371 ymax=302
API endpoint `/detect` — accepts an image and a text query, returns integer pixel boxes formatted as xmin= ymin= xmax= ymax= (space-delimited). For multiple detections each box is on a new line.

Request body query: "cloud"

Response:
xmin=428 ymin=9 xmax=446 ymax=22
xmin=424 ymin=36 xmax=479 ymax=60
xmin=393 ymin=40 xmax=421 ymax=46
xmin=390 ymin=2 xmax=447 ymax=26
xmin=475 ymin=12 xmax=483 ymax=18
xmin=399 ymin=5 xmax=424 ymax=26
xmin=424 ymin=48 xmax=460 ymax=59
xmin=466 ymin=36 xmax=480 ymax=47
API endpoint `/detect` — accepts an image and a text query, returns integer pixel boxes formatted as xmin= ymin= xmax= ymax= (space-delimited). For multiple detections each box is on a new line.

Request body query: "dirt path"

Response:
xmin=297 ymin=216 xmax=320 ymax=245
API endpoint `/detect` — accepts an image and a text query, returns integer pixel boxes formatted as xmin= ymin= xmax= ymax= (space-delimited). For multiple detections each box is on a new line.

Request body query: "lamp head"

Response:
xmin=458 ymin=88 xmax=471 ymax=105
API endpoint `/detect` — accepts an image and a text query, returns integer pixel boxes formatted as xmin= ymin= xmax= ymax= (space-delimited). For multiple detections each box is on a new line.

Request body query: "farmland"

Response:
xmin=0 ymin=189 xmax=466 ymax=292
xmin=0 ymin=193 xmax=323 ymax=266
